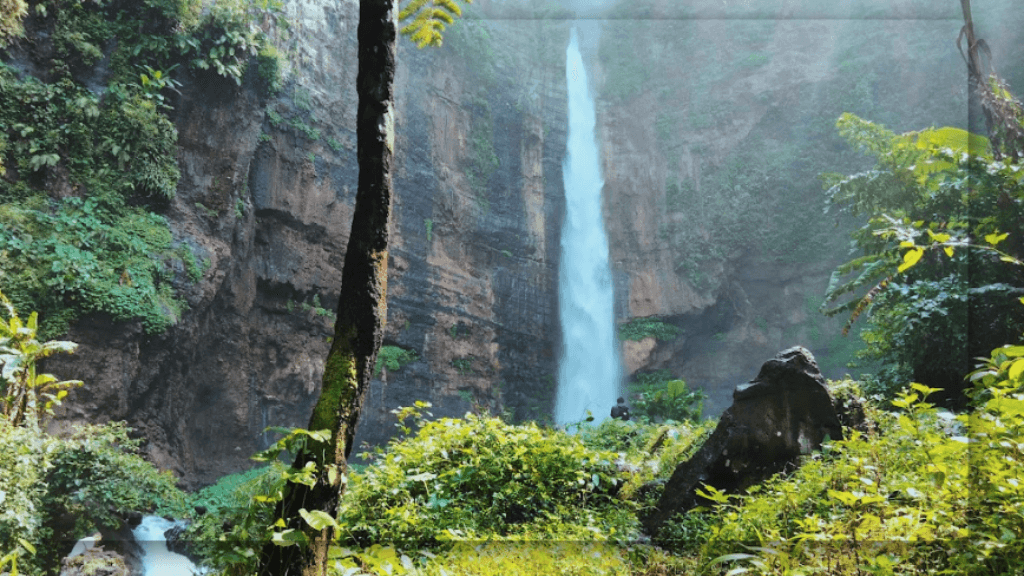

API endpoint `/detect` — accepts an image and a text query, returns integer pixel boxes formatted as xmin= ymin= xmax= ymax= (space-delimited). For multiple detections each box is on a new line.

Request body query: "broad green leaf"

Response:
xmin=270 ymin=529 xmax=307 ymax=547
xmin=710 ymin=553 xmax=758 ymax=564
xmin=986 ymin=232 xmax=1009 ymax=246
xmin=299 ymin=508 xmax=338 ymax=530
xmin=16 ymin=538 xmax=35 ymax=554
xmin=898 ymin=247 xmax=924 ymax=273
xmin=1001 ymin=346 xmax=1024 ymax=358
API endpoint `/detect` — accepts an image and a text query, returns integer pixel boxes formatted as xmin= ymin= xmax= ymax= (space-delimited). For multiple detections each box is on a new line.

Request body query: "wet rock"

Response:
xmin=164 ymin=522 xmax=203 ymax=566
xmin=124 ymin=511 xmax=143 ymax=528
xmin=642 ymin=347 xmax=845 ymax=535
xmin=60 ymin=547 xmax=129 ymax=576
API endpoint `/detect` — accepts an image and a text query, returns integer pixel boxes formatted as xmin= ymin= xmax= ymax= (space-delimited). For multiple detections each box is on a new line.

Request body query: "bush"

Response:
xmin=0 ymin=0 xmax=27 ymax=47
xmin=627 ymin=370 xmax=704 ymax=423
xmin=0 ymin=420 xmax=184 ymax=576
xmin=618 ymin=318 xmax=681 ymax=342
xmin=338 ymin=413 xmax=636 ymax=549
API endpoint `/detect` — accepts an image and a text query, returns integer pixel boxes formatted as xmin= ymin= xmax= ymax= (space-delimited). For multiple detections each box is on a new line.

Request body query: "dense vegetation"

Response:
xmin=1 ymin=2 xmax=1023 ymax=576
xmin=822 ymin=114 xmax=1024 ymax=404
xmin=0 ymin=289 xmax=185 ymax=575
xmin=0 ymin=0 xmax=284 ymax=338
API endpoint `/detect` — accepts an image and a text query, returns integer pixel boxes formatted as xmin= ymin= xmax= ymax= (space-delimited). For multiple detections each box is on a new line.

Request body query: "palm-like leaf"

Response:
xmin=399 ymin=0 xmax=470 ymax=48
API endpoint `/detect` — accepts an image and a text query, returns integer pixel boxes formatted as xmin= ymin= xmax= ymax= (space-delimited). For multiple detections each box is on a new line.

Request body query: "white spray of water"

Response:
xmin=555 ymin=28 xmax=622 ymax=426
xmin=133 ymin=516 xmax=200 ymax=576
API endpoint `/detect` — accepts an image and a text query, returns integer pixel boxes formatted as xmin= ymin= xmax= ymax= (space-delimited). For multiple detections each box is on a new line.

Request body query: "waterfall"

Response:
xmin=555 ymin=28 xmax=622 ymax=427
xmin=132 ymin=516 xmax=200 ymax=576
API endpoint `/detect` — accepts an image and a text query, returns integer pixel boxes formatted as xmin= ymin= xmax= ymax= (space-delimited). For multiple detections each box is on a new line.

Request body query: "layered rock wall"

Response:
xmin=49 ymin=0 xmax=571 ymax=486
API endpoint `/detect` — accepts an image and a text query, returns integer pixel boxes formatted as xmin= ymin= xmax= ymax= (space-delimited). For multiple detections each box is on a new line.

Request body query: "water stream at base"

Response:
xmin=555 ymin=27 xmax=622 ymax=426
xmin=132 ymin=516 xmax=200 ymax=576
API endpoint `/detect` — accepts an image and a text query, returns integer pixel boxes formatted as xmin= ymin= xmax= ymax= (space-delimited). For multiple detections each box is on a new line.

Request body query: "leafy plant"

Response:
xmin=398 ymin=0 xmax=471 ymax=49
xmin=452 ymin=356 xmax=473 ymax=375
xmin=374 ymin=345 xmax=418 ymax=376
xmin=0 ymin=289 xmax=82 ymax=427
xmin=0 ymin=0 xmax=290 ymax=339
xmin=618 ymin=317 xmax=681 ymax=342
xmin=822 ymin=113 xmax=1024 ymax=401
xmin=0 ymin=298 xmax=184 ymax=574
xmin=0 ymin=0 xmax=27 ymax=47
xmin=627 ymin=370 xmax=704 ymax=423
xmin=337 ymin=413 xmax=633 ymax=549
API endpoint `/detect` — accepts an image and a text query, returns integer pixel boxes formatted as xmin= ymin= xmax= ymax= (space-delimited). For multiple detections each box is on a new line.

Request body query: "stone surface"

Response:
xmin=60 ymin=548 xmax=130 ymax=576
xmin=642 ymin=347 xmax=844 ymax=535
xmin=45 ymin=0 xmax=569 ymax=487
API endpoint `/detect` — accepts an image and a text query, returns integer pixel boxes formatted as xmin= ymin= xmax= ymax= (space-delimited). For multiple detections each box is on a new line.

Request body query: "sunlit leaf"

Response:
xmin=897 ymin=247 xmax=924 ymax=273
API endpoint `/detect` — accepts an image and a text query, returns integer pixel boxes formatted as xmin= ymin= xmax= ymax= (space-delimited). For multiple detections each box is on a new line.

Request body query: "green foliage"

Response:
xmin=0 ymin=1 xmax=290 ymax=338
xmin=338 ymin=413 xmax=634 ymax=549
xmin=374 ymin=345 xmax=418 ymax=376
xmin=451 ymin=356 xmax=473 ymax=375
xmin=599 ymin=23 xmax=651 ymax=102
xmin=466 ymin=102 xmax=498 ymax=194
xmin=289 ymin=118 xmax=321 ymax=141
xmin=647 ymin=372 xmax=1024 ymax=576
xmin=398 ymin=0 xmax=471 ymax=49
xmin=0 ymin=290 xmax=82 ymax=427
xmin=415 ymin=542 xmax=630 ymax=576
xmin=444 ymin=12 xmax=499 ymax=87
xmin=0 ymin=196 xmax=186 ymax=338
xmin=0 ymin=0 xmax=27 ymax=47
xmin=256 ymin=42 xmax=284 ymax=93
xmin=822 ymin=113 xmax=1024 ymax=399
xmin=0 ymin=298 xmax=184 ymax=574
xmin=618 ymin=317 xmax=681 ymax=342
xmin=180 ymin=0 xmax=286 ymax=86
xmin=424 ymin=218 xmax=433 ymax=242
xmin=0 ymin=418 xmax=183 ymax=576
xmin=627 ymin=370 xmax=704 ymax=423
xmin=266 ymin=107 xmax=283 ymax=126
xmin=740 ymin=52 xmax=770 ymax=68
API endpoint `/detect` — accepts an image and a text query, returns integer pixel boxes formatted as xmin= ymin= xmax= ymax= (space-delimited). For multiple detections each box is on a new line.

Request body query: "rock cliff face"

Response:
xmin=42 ymin=0 xmax=1024 ymax=485
xmin=50 ymin=0 xmax=571 ymax=486
xmin=592 ymin=2 xmax=1024 ymax=414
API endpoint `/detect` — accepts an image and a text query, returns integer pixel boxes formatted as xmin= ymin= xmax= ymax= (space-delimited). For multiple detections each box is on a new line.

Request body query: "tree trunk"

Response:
xmin=256 ymin=1 xmax=397 ymax=574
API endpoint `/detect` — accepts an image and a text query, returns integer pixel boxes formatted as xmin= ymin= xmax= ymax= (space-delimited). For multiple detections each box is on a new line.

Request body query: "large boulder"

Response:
xmin=642 ymin=347 xmax=845 ymax=535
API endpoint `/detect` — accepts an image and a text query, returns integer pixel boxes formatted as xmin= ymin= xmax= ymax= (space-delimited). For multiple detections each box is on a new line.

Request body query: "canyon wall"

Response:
xmin=48 ymin=0 xmax=571 ymax=487
xmin=34 ymin=0 xmax=1024 ymax=485
xmin=592 ymin=0 xmax=1024 ymax=414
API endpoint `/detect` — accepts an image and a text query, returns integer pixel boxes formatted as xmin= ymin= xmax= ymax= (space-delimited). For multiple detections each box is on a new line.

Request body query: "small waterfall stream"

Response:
xmin=555 ymin=28 xmax=622 ymax=426
xmin=132 ymin=516 xmax=200 ymax=576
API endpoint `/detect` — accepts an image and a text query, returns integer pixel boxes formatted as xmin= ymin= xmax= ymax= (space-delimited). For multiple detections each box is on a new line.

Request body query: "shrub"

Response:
xmin=0 ymin=0 xmax=27 ymax=47
xmin=0 ymin=420 xmax=184 ymax=575
xmin=338 ymin=413 xmax=635 ymax=549
xmin=618 ymin=318 xmax=681 ymax=342
xmin=374 ymin=345 xmax=418 ymax=376
xmin=627 ymin=370 xmax=704 ymax=423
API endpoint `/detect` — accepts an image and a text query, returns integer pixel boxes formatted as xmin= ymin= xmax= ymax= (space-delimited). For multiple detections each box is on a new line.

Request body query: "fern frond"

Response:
xmin=398 ymin=0 xmax=430 ymax=21
xmin=842 ymin=277 xmax=891 ymax=336
xmin=399 ymin=0 xmax=470 ymax=48
xmin=825 ymin=259 xmax=892 ymax=305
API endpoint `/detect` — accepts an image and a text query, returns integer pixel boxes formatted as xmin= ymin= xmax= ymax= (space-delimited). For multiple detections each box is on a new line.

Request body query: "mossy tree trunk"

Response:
xmin=256 ymin=1 xmax=397 ymax=574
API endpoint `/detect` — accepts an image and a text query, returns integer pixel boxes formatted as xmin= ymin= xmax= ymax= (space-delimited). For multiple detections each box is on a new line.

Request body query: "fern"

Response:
xmin=399 ymin=0 xmax=470 ymax=48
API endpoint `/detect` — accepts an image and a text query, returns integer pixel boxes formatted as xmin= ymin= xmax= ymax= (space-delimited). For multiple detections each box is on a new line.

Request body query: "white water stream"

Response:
xmin=132 ymin=516 xmax=200 ymax=576
xmin=555 ymin=28 xmax=622 ymax=426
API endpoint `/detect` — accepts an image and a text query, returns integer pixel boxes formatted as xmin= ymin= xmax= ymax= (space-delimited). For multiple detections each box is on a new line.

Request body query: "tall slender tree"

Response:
xmin=257 ymin=1 xmax=467 ymax=573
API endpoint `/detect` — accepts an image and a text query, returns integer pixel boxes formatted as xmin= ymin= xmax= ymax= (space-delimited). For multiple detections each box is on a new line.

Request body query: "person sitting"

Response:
xmin=610 ymin=397 xmax=630 ymax=421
